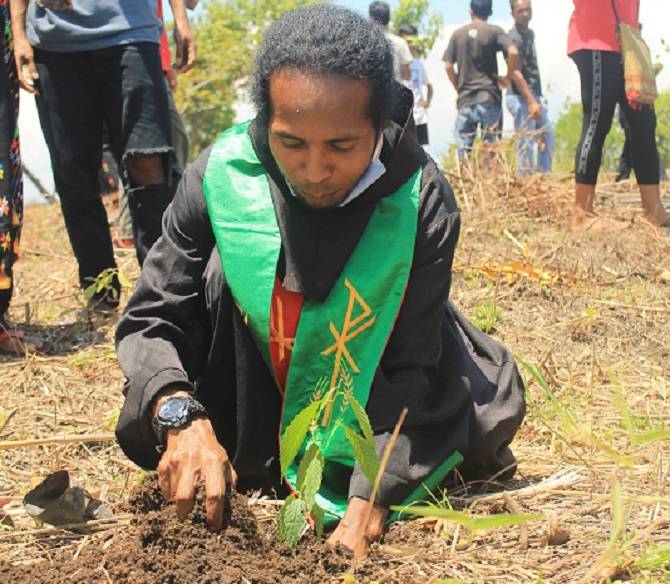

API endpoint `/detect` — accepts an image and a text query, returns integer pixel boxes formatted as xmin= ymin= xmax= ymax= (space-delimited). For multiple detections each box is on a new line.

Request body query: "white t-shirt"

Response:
xmin=386 ymin=31 xmax=413 ymax=81
xmin=407 ymin=59 xmax=430 ymax=125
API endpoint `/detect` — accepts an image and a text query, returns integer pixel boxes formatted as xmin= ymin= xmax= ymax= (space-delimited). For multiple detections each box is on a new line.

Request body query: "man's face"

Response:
xmin=512 ymin=0 xmax=532 ymax=27
xmin=268 ymin=70 xmax=378 ymax=209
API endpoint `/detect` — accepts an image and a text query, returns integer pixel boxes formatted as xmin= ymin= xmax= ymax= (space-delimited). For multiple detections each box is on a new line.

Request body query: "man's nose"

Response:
xmin=302 ymin=149 xmax=332 ymax=185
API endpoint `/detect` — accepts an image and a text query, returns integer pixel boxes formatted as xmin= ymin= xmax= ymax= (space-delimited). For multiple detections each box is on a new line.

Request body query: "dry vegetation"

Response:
xmin=0 ymin=163 xmax=668 ymax=582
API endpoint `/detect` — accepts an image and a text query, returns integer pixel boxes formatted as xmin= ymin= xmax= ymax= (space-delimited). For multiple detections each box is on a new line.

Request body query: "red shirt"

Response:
xmin=157 ymin=1 xmax=172 ymax=74
xmin=568 ymin=0 xmax=639 ymax=55
xmin=269 ymin=278 xmax=304 ymax=393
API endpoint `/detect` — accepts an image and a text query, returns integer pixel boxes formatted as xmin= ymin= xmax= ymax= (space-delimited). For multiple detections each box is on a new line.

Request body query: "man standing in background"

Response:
xmin=9 ymin=0 xmax=196 ymax=311
xmin=444 ymin=0 xmax=537 ymax=160
xmin=114 ymin=0 xmax=198 ymax=250
xmin=369 ymin=1 xmax=412 ymax=82
xmin=399 ymin=24 xmax=433 ymax=146
xmin=506 ymin=0 xmax=553 ymax=175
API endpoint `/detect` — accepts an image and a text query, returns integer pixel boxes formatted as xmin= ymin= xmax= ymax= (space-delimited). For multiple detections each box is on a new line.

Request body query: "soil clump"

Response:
xmin=1 ymin=478 xmax=354 ymax=583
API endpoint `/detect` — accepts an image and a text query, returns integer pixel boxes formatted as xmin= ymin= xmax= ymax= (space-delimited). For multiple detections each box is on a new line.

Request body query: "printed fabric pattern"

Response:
xmin=0 ymin=1 xmax=23 ymax=292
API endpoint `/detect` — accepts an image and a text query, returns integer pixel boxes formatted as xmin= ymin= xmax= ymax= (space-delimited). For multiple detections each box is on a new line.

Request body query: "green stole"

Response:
xmin=203 ymin=121 xmax=421 ymax=521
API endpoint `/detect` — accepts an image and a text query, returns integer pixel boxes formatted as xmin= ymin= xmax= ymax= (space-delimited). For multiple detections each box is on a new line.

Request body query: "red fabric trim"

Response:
xmin=269 ymin=278 xmax=304 ymax=394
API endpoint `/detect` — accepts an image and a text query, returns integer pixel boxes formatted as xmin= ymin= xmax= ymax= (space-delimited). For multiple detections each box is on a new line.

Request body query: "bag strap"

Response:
xmin=609 ymin=0 xmax=621 ymax=24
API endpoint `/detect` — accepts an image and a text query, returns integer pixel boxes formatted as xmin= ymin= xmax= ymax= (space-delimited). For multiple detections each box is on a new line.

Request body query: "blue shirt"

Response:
xmin=27 ymin=0 xmax=161 ymax=52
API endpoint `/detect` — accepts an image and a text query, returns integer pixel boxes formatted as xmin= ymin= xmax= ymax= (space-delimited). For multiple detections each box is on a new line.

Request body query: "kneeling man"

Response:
xmin=115 ymin=5 xmax=525 ymax=558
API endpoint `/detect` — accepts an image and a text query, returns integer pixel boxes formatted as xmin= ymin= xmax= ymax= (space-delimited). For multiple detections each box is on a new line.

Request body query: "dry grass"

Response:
xmin=0 ymin=167 xmax=668 ymax=582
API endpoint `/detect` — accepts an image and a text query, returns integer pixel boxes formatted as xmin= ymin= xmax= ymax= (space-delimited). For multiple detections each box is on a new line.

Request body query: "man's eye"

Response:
xmin=330 ymin=143 xmax=355 ymax=153
xmin=281 ymin=140 xmax=303 ymax=149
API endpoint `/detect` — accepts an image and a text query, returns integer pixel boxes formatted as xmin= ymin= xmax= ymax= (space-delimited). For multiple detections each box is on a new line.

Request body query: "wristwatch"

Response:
xmin=151 ymin=395 xmax=207 ymax=449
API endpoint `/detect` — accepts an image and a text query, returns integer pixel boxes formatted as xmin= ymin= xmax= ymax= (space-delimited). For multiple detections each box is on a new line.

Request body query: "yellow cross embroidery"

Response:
xmin=320 ymin=279 xmax=376 ymax=424
xmin=270 ymin=295 xmax=295 ymax=362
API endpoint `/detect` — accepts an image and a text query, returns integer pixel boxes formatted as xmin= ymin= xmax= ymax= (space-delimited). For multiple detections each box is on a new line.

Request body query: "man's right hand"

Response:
xmin=528 ymin=101 xmax=542 ymax=120
xmin=156 ymin=409 xmax=237 ymax=530
xmin=14 ymin=37 xmax=39 ymax=94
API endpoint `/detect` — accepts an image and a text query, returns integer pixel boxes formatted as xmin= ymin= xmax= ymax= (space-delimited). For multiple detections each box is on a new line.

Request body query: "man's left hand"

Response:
xmin=173 ymin=21 xmax=196 ymax=72
xmin=327 ymin=496 xmax=389 ymax=558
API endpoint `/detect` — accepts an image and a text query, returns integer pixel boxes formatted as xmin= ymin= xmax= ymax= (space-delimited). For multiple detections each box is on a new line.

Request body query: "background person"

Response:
xmin=443 ymin=0 xmax=537 ymax=160
xmin=369 ymin=1 xmax=412 ymax=82
xmin=398 ymin=23 xmax=433 ymax=147
xmin=568 ymin=0 xmax=669 ymax=230
xmin=0 ymin=0 xmax=37 ymax=355
xmin=9 ymin=0 xmax=196 ymax=311
xmin=506 ymin=0 xmax=553 ymax=175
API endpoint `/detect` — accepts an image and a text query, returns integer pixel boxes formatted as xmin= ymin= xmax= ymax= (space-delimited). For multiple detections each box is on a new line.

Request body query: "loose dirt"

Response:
xmin=1 ymin=478 xmax=354 ymax=583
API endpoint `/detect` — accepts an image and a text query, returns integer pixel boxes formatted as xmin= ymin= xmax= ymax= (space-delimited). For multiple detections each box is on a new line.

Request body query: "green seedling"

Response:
xmin=277 ymin=362 xmax=380 ymax=548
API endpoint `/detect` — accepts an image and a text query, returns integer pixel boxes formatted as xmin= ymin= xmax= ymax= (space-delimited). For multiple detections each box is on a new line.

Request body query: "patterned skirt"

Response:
xmin=0 ymin=1 xmax=23 ymax=294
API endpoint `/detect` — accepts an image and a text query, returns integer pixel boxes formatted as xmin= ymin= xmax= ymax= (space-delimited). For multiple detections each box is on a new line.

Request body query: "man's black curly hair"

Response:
xmin=252 ymin=5 xmax=397 ymax=129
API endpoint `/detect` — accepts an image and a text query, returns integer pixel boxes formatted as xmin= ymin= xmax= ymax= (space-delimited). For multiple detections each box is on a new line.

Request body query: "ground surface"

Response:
xmin=1 ymin=170 xmax=669 ymax=583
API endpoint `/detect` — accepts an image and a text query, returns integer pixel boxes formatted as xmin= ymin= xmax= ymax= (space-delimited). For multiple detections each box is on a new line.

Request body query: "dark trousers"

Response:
xmin=34 ymin=43 xmax=173 ymax=298
xmin=572 ymin=49 xmax=659 ymax=186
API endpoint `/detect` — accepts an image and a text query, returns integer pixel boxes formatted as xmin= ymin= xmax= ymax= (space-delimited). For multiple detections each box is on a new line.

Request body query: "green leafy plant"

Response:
xmin=473 ymin=299 xmax=503 ymax=333
xmin=83 ymin=267 xmax=131 ymax=302
xmin=392 ymin=0 xmax=443 ymax=59
xmin=276 ymin=364 xmax=380 ymax=548
xmin=389 ymin=503 xmax=543 ymax=531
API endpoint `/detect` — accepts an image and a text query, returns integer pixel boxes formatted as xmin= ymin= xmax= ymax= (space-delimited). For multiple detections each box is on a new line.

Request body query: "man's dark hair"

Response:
xmin=252 ymin=5 xmax=396 ymax=129
xmin=368 ymin=1 xmax=390 ymax=26
xmin=398 ymin=23 xmax=418 ymax=37
xmin=471 ymin=0 xmax=493 ymax=18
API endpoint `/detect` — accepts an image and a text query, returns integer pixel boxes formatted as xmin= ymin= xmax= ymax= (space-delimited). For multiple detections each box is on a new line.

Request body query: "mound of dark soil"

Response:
xmin=2 ymin=479 xmax=354 ymax=583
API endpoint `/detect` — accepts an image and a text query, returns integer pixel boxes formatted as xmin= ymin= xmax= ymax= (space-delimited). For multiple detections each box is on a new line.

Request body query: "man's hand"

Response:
xmin=14 ymin=36 xmax=39 ymax=94
xmin=169 ymin=0 xmax=196 ymax=72
xmin=528 ymin=100 xmax=542 ymax=120
xmin=327 ymin=496 xmax=389 ymax=558
xmin=155 ymin=392 xmax=237 ymax=530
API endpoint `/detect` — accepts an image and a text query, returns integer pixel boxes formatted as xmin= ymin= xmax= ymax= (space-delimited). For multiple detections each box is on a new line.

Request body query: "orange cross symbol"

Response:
xmin=270 ymin=295 xmax=295 ymax=362
xmin=320 ymin=279 xmax=376 ymax=424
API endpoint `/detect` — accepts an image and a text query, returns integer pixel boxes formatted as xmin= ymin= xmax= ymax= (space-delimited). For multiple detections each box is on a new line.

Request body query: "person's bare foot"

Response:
xmin=570 ymin=211 xmax=629 ymax=232
xmin=641 ymin=205 xmax=670 ymax=227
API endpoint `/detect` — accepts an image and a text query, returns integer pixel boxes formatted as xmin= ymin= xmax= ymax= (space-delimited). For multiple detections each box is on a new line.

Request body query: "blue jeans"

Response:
xmin=505 ymin=94 xmax=554 ymax=176
xmin=455 ymin=101 xmax=502 ymax=159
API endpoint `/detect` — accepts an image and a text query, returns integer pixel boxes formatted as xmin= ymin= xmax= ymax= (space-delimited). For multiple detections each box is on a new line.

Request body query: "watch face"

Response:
xmin=159 ymin=398 xmax=189 ymax=424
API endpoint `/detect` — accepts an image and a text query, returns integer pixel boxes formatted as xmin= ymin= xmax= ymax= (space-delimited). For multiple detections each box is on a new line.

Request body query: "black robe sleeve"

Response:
xmin=115 ymin=149 xmax=216 ymax=469
xmin=348 ymin=160 xmax=464 ymax=506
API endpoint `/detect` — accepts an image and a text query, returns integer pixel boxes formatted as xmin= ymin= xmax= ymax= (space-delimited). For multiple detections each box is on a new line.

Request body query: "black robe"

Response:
xmin=115 ymin=94 xmax=525 ymax=507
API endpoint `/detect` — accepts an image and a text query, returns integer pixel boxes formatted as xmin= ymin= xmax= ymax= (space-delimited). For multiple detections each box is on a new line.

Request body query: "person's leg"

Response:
xmin=34 ymin=49 xmax=119 ymax=298
xmin=570 ymin=50 xmax=622 ymax=229
xmin=615 ymin=106 xmax=632 ymax=182
xmin=536 ymin=102 xmax=554 ymax=174
xmin=167 ymin=84 xmax=189 ymax=177
xmin=479 ymin=100 xmax=502 ymax=169
xmin=97 ymin=43 xmax=173 ymax=266
xmin=506 ymin=94 xmax=532 ymax=176
xmin=619 ymin=97 xmax=669 ymax=226
xmin=456 ymin=106 xmax=477 ymax=161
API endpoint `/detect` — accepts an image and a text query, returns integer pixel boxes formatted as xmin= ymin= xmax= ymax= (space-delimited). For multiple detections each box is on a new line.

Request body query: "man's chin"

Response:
xmin=295 ymin=191 xmax=346 ymax=209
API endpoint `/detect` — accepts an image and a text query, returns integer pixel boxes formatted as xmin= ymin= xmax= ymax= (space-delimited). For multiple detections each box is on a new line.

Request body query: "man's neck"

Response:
xmin=471 ymin=16 xmax=488 ymax=25
xmin=515 ymin=22 xmax=530 ymax=32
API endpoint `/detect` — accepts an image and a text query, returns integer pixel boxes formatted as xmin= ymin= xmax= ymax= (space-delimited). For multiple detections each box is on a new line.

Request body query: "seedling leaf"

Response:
xmin=278 ymin=495 xmax=308 ymax=548
xmin=280 ymin=400 xmax=321 ymax=476
xmin=299 ymin=449 xmax=323 ymax=509
xmin=344 ymin=426 xmax=379 ymax=486
xmin=311 ymin=503 xmax=325 ymax=539
xmin=296 ymin=443 xmax=322 ymax=492
xmin=348 ymin=394 xmax=374 ymax=444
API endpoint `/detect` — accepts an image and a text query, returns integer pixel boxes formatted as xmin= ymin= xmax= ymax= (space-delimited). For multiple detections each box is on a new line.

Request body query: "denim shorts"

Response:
xmin=455 ymin=100 xmax=502 ymax=156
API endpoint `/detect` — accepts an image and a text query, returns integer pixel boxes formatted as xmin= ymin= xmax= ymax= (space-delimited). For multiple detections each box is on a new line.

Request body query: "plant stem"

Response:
xmin=361 ymin=407 xmax=408 ymax=530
